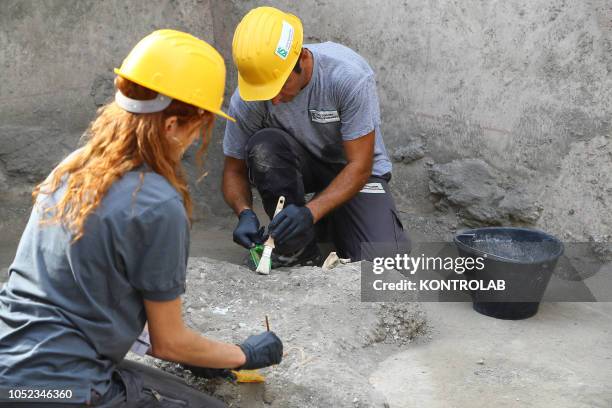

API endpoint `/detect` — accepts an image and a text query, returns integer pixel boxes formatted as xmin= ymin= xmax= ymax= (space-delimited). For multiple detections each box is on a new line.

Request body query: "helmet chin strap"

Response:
xmin=115 ymin=89 xmax=173 ymax=113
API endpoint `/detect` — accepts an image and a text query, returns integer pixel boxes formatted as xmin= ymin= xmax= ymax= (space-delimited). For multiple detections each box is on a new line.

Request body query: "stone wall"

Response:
xmin=1 ymin=0 xmax=610 ymax=242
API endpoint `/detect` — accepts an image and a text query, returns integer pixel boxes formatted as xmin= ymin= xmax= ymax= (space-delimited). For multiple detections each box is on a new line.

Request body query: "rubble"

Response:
xmin=129 ymin=257 xmax=428 ymax=407
xmin=428 ymin=158 xmax=542 ymax=226
xmin=391 ymin=142 xmax=426 ymax=164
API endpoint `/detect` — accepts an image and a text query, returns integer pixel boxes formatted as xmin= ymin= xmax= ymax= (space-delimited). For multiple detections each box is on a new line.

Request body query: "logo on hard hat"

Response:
xmin=275 ymin=21 xmax=294 ymax=60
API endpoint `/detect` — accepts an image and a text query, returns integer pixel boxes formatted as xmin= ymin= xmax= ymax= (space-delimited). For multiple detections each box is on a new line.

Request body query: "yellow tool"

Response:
xmin=230 ymin=315 xmax=271 ymax=383
xmin=231 ymin=369 xmax=266 ymax=383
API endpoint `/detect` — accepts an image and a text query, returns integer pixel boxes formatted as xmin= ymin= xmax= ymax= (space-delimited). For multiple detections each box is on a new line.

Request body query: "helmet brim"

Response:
xmin=236 ymin=68 xmax=291 ymax=102
xmin=207 ymin=107 xmax=236 ymax=122
xmin=114 ymin=69 xmax=235 ymax=122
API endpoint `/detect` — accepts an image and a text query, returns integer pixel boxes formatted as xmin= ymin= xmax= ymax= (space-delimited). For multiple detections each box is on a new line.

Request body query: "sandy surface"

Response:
xmin=371 ymin=301 xmax=612 ymax=408
xmin=127 ymin=257 xmax=612 ymax=408
xmin=129 ymin=258 xmax=429 ymax=407
xmin=1 ymin=199 xmax=610 ymax=407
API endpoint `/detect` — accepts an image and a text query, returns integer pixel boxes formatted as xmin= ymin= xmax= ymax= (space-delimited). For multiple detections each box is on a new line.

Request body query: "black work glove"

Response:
xmin=268 ymin=205 xmax=314 ymax=246
xmin=238 ymin=331 xmax=283 ymax=370
xmin=233 ymin=209 xmax=265 ymax=249
xmin=181 ymin=364 xmax=236 ymax=380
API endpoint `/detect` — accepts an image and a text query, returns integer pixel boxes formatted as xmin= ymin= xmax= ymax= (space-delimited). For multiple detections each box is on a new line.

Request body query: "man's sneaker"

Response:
xmin=270 ymin=242 xmax=323 ymax=269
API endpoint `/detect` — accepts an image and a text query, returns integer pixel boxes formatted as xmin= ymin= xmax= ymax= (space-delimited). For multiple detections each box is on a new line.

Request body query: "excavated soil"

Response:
xmin=129 ymin=257 xmax=428 ymax=407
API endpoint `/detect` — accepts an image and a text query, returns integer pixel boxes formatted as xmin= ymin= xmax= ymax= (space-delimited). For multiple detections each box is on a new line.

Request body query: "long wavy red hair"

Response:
xmin=33 ymin=76 xmax=213 ymax=241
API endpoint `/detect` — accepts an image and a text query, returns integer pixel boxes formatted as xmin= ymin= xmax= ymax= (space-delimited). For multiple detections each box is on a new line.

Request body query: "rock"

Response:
xmin=428 ymin=159 xmax=541 ymax=226
xmin=392 ymin=142 xmax=426 ymax=164
xmin=499 ymin=194 xmax=543 ymax=224
xmin=365 ymin=303 xmax=427 ymax=346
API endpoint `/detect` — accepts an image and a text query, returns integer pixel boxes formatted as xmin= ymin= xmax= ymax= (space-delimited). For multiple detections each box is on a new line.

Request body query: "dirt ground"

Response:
xmin=1 ymin=197 xmax=611 ymax=407
xmin=127 ymin=255 xmax=612 ymax=408
xmin=131 ymin=258 xmax=428 ymax=407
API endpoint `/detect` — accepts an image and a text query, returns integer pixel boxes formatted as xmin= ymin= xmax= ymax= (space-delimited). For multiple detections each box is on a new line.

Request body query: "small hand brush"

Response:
xmin=229 ymin=316 xmax=272 ymax=383
xmin=256 ymin=196 xmax=285 ymax=275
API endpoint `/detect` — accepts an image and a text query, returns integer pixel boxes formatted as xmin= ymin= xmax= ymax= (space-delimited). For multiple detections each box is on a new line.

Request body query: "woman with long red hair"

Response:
xmin=0 ymin=30 xmax=282 ymax=407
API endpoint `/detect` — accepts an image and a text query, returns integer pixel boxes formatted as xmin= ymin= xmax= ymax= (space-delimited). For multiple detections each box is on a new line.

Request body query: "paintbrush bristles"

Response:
xmin=256 ymin=196 xmax=285 ymax=275
xmin=256 ymin=246 xmax=272 ymax=274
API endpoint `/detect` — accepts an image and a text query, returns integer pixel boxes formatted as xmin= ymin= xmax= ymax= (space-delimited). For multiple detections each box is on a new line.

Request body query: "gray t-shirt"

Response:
xmin=223 ymin=41 xmax=392 ymax=176
xmin=0 ymin=167 xmax=189 ymax=403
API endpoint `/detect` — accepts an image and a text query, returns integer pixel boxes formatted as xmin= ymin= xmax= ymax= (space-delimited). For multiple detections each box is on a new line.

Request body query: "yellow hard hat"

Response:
xmin=115 ymin=29 xmax=234 ymax=121
xmin=232 ymin=7 xmax=304 ymax=101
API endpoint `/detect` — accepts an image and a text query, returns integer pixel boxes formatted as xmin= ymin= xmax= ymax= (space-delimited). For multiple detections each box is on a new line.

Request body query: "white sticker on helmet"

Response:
xmin=275 ymin=21 xmax=294 ymax=60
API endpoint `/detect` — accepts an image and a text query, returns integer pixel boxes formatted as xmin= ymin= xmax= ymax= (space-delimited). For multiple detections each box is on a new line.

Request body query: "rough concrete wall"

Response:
xmin=210 ymin=0 xmax=611 ymax=243
xmin=0 ymin=0 xmax=217 ymax=214
xmin=1 ymin=0 xmax=610 ymax=242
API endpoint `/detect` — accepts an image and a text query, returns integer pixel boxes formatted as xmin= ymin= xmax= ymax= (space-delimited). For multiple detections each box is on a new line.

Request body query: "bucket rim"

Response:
xmin=453 ymin=226 xmax=565 ymax=264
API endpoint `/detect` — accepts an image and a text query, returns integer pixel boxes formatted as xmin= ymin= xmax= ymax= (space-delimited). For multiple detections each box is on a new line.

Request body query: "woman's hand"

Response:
xmin=238 ymin=331 xmax=283 ymax=369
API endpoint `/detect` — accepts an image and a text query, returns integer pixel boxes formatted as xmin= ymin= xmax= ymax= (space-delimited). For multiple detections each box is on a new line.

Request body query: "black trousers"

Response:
xmin=6 ymin=360 xmax=225 ymax=407
xmin=90 ymin=359 xmax=225 ymax=407
xmin=245 ymin=128 xmax=411 ymax=260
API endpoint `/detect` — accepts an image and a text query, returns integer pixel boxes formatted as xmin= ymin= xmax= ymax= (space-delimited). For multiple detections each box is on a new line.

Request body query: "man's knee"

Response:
xmin=245 ymin=128 xmax=294 ymax=167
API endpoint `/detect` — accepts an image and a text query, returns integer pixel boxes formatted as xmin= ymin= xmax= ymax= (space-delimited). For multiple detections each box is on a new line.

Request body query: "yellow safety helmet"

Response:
xmin=232 ymin=7 xmax=304 ymax=101
xmin=115 ymin=29 xmax=234 ymax=121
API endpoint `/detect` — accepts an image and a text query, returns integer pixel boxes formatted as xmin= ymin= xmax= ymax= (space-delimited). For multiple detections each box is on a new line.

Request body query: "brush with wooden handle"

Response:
xmin=256 ymin=196 xmax=285 ymax=275
xmin=230 ymin=316 xmax=271 ymax=383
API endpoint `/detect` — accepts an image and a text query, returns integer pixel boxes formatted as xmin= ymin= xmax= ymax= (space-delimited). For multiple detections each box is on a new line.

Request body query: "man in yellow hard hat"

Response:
xmin=223 ymin=7 xmax=410 ymax=267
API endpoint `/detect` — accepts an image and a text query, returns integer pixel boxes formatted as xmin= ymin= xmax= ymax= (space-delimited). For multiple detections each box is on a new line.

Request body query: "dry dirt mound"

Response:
xmin=131 ymin=257 xmax=428 ymax=407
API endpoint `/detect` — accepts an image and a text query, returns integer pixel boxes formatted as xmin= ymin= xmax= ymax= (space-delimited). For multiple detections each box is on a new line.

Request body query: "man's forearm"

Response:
xmin=222 ymin=169 xmax=253 ymax=215
xmin=306 ymin=162 xmax=370 ymax=223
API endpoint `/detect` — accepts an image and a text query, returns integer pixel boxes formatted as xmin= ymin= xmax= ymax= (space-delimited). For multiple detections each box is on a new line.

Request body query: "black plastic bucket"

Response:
xmin=454 ymin=227 xmax=564 ymax=320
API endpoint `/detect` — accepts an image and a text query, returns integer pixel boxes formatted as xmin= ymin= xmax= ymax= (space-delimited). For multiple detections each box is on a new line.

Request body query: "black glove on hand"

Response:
xmin=181 ymin=364 xmax=236 ymax=380
xmin=233 ymin=209 xmax=265 ymax=249
xmin=268 ymin=205 xmax=314 ymax=246
xmin=238 ymin=331 xmax=283 ymax=370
